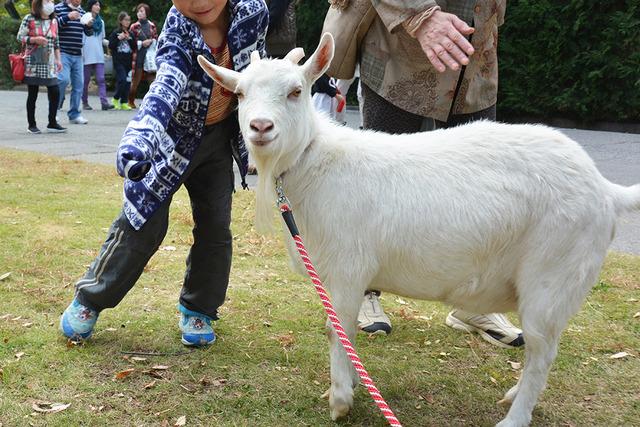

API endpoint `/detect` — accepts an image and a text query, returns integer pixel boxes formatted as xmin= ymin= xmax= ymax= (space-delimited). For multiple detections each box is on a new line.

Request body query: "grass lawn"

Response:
xmin=0 ymin=148 xmax=638 ymax=427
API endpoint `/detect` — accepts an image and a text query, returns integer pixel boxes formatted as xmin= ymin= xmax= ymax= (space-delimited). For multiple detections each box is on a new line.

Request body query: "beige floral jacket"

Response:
xmin=360 ymin=0 xmax=506 ymax=121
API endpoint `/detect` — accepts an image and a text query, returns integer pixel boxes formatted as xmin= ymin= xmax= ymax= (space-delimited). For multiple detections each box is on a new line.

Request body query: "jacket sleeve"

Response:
xmin=372 ymin=0 xmax=439 ymax=33
xmin=116 ymin=29 xmax=193 ymax=180
xmin=55 ymin=5 xmax=70 ymax=28
xmin=108 ymin=30 xmax=118 ymax=52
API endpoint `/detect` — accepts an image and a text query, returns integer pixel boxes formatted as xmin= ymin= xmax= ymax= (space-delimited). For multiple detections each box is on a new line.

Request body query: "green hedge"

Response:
xmin=2 ymin=1 xmax=638 ymax=124
xmin=497 ymin=0 xmax=640 ymax=123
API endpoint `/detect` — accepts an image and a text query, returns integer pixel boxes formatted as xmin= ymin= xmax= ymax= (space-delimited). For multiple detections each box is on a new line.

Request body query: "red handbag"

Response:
xmin=8 ymin=48 xmax=28 ymax=83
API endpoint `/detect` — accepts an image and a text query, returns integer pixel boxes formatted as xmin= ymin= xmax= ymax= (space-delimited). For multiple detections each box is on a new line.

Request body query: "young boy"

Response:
xmin=60 ymin=0 xmax=268 ymax=346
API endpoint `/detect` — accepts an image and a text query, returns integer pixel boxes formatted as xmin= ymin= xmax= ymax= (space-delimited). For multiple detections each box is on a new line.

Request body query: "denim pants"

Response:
xmin=75 ymin=117 xmax=236 ymax=319
xmin=113 ymin=61 xmax=130 ymax=103
xmin=58 ymin=52 xmax=84 ymax=120
xmin=82 ymin=63 xmax=108 ymax=105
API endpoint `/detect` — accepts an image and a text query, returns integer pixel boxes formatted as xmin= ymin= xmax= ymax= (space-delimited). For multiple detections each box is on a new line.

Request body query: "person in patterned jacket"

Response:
xmin=60 ymin=0 xmax=268 ymax=347
xmin=16 ymin=0 xmax=66 ymax=133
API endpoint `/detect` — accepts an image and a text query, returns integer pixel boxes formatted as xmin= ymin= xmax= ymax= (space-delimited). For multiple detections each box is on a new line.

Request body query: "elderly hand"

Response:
xmin=68 ymin=10 xmax=81 ymax=20
xmin=415 ymin=10 xmax=475 ymax=73
xmin=142 ymin=39 xmax=153 ymax=48
xmin=31 ymin=36 xmax=48 ymax=46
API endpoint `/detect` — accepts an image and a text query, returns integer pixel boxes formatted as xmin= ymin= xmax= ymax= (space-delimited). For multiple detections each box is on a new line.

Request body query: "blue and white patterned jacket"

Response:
xmin=117 ymin=2 xmax=268 ymax=230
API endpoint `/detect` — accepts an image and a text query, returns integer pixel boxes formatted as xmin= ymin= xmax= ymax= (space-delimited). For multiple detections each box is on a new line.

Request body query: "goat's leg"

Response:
xmin=497 ymin=251 xmax=603 ymax=427
xmin=326 ymin=283 xmax=364 ymax=420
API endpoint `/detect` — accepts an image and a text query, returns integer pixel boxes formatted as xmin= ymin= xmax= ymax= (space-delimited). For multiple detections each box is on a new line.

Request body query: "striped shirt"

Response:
xmin=55 ymin=2 xmax=86 ymax=56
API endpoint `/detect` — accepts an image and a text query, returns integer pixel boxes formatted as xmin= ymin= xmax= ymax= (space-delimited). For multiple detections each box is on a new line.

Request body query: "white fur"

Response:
xmin=199 ymin=34 xmax=640 ymax=426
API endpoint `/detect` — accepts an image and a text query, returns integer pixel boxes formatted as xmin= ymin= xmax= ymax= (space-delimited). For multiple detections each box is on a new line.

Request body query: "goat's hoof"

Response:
xmin=329 ymin=388 xmax=353 ymax=420
xmin=330 ymin=402 xmax=351 ymax=421
xmin=497 ymin=397 xmax=512 ymax=406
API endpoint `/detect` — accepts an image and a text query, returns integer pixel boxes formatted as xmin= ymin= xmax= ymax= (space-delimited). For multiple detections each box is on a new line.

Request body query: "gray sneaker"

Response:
xmin=445 ymin=310 xmax=524 ymax=348
xmin=69 ymin=115 xmax=88 ymax=125
xmin=357 ymin=292 xmax=392 ymax=335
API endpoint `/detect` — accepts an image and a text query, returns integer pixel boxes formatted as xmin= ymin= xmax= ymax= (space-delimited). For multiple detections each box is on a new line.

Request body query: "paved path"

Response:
xmin=2 ymin=89 xmax=640 ymax=254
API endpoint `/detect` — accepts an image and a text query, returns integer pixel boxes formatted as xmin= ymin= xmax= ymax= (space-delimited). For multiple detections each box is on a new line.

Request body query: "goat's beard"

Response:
xmin=250 ymin=148 xmax=278 ymax=234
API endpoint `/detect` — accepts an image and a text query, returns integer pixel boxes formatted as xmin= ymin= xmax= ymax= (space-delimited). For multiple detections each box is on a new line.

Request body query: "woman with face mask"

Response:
xmin=16 ymin=0 xmax=66 ymax=133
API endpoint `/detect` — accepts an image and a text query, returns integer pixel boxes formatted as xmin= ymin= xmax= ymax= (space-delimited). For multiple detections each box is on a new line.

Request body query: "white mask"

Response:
xmin=43 ymin=2 xmax=55 ymax=15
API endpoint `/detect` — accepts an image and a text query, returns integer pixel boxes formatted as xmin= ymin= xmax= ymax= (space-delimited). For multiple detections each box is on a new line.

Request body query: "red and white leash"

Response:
xmin=275 ymin=178 xmax=402 ymax=427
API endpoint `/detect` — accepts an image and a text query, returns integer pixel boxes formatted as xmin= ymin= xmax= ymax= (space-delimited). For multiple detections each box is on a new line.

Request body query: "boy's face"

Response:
xmin=172 ymin=0 xmax=227 ymax=27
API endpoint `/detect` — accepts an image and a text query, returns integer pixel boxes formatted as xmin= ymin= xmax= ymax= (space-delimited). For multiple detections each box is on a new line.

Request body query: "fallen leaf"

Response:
xmin=131 ymin=357 xmax=147 ymax=362
xmin=633 ymin=312 xmax=640 ymax=319
xmin=32 ymin=402 xmax=71 ymax=413
xmin=0 ymin=272 xmax=11 ymax=281
xmin=609 ymin=352 xmax=630 ymax=360
xmin=507 ymin=361 xmax=522 ymax=370
xmin=627 ymin=298 xmax=638 ymax=302
xmin=143 ymin=380 xmax=156 ymax=390
xmin=174 ymin=415 xmax=186 ymax=426
xmin=489 ymin=376 xmax=498 ymax=385
xmin=152 ymin=365 xmax=169 ymax=370
xmin=0 ymin=314 xmax=11 ymax=320
xmin=15 ymin=352 xmax=25 ymax=360
xmin=22 ymin=322 xmax=33 ymax=328
xmin=114 ymin=368 xmax=135 ymax=379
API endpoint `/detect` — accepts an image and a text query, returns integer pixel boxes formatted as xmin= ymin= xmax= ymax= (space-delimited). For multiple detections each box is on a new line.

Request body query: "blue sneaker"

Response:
xmin=178 ymin=304 xmax=216 ymax=347
xmin=60 ymin=298 xmax=99 ymax=340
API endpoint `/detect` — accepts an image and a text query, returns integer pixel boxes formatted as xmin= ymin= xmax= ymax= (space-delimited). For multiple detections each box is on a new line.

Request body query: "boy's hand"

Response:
xmin=118 ymin=146 xmax=152 ymax=181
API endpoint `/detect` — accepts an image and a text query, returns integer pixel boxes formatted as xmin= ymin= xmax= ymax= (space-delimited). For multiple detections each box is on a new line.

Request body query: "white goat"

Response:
xmin=198 ymin=34 xmax=640 ymax=427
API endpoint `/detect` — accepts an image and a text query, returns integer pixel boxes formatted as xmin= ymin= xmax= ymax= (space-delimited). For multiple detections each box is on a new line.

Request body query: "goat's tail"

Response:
xmin=611 ymin=182 xmax=640 ymax=215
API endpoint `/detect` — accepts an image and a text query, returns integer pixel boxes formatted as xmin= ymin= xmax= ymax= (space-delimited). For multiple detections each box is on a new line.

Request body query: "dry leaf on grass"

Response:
xmin=633 ymin=312 xmax=640 ymax=319
xmin=131 ymin=357 xmax=147 ymax=362
xmin=152 ymin=365 xmax=170 ymax=371
xmin=143 ymin=380 xmax=157 ymax=390
xmin=609 ymin=352 xmax=630 ymax=360
xmin=15 ymin=352 xmax=25 ymax=360
xmin=0 ymin=272 xmax=11 ymax=281
xmin=32 ymin=402 xmax=71 ymax=413
xmin=114 ymin=368 xmax=135 ymax=379
xmin=507 ymin=360 xmax=522 ymax=370
xmin=174 ymin=415 xmax=186 ymax=426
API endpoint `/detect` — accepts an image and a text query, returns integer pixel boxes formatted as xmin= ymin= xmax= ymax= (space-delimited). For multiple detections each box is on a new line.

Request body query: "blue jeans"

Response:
xmin=58 ymin=52 xmax=84 ymax=120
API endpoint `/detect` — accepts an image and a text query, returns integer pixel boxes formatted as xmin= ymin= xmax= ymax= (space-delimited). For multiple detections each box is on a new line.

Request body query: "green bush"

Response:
xmin=497 ymin=0 xmax=640 ymax=123
xmin=0 ymin=15 xmax=21 ymax=88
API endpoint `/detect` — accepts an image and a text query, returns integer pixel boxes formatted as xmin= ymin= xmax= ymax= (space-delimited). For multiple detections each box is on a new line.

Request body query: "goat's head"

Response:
xmin=198 ymin=33 xmax=335 ymax=232
xmin=198 ymin=33 xmax=334 ymax=163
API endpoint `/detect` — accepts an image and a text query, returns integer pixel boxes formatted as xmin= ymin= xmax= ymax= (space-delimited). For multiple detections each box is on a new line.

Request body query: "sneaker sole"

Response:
xmin=181 ymin=336 xmax=215 ymax=347
xmin=359 ymin=322 xmax=391 ymax=335
xmin=46 ymin=128 xmax=67 ymax=133
xmin=445 ymin=312 xmax=517 ymax=349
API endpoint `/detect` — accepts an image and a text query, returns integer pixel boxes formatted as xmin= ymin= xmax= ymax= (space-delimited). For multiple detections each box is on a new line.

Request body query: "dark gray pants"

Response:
xmin=75 ymin=118 xmax=235 ymax=319
xmin=360 ymin=81 xmax=496 ymax=133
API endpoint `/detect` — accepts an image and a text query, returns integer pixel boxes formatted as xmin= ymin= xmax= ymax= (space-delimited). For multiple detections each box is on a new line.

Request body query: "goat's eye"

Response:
xmin=288 ymin=88 xmax=302 ymax=99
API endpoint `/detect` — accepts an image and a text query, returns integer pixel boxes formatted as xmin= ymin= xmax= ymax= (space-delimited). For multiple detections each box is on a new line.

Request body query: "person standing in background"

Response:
xmin=126 ymin=3 xmax=157 ymax=109
xmin=108 ymin=11 xmax=134 ymax=110
xmin=81 ymin=0 xmax=113 ymax=111
xmin=17 ymin=0 xmax=66 ymax=134
xmin=55 ymin=0 xmax=91 ymax=124
xmin=348 ymin=0 xmax=524 ymax=349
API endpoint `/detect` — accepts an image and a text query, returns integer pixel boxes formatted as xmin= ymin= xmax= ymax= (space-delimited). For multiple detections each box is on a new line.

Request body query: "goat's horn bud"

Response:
xmin=284 ymin=48 xmax=305 ymax=64
xmin=250 ymin=50 xmax=261 ymax=63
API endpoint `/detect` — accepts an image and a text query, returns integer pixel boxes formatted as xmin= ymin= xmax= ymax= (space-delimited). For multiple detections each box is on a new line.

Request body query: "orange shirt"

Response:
xmin=205 ymin=41 xmax=236 ymax=125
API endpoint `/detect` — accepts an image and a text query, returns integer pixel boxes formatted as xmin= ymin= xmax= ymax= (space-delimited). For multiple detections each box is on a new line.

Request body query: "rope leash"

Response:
xmin=275 ymin=179 xmax=402 ymax=427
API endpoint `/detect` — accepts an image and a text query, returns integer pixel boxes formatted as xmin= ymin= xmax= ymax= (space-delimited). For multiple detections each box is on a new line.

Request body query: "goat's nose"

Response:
xmin=250 ymin=118 xmax=274 ymax=134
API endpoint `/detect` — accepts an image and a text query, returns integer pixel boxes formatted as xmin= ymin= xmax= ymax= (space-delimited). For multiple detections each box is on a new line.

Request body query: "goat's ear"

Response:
xmin=284 ymin=47 xmax=305 ymax=64
xmin=197 ymin=55 xmax=240 ymax=93
xmin=302 ymin=33 xmax=334 ymax=82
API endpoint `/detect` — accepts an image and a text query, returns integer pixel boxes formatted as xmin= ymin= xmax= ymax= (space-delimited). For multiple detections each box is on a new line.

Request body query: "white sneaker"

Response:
xmin=69 ymin=115 xmax=88 ymax=125
xmin=445 ymin=310 xmax=524 ymax=348
xmin=357 ymin=292 xmax=392 ymax=335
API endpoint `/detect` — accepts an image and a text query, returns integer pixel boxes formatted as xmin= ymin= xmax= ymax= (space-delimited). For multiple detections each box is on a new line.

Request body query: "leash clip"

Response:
xmin=275 ymin=175 xmax=291 ymax=211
